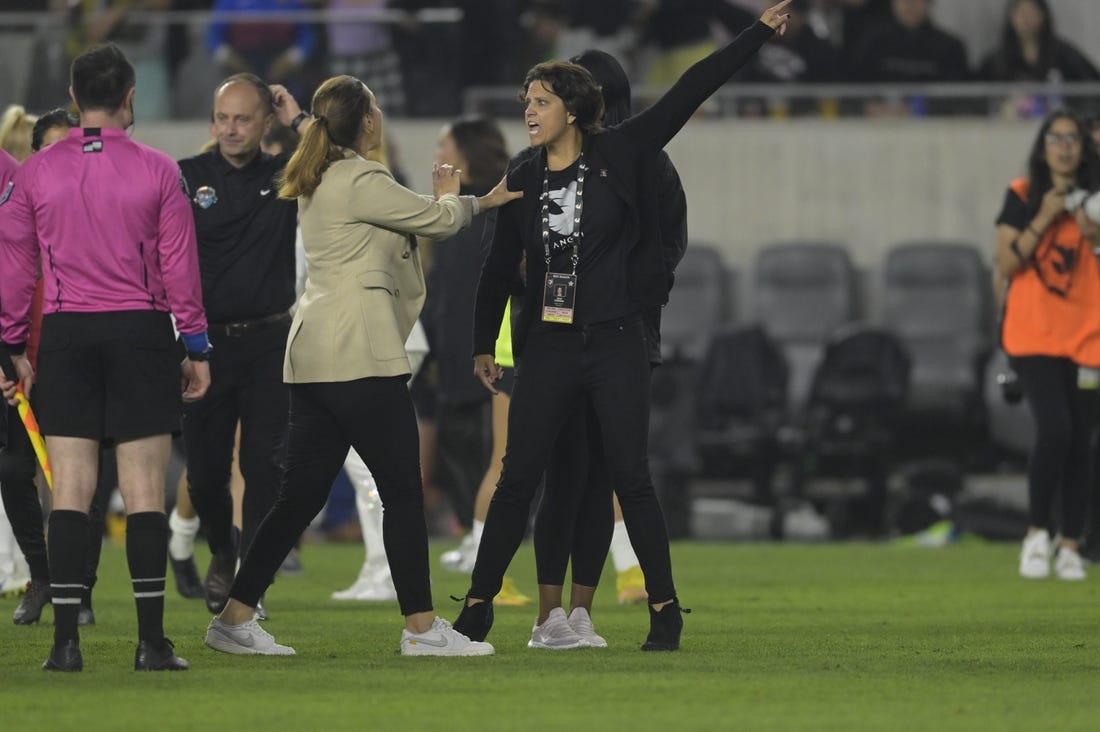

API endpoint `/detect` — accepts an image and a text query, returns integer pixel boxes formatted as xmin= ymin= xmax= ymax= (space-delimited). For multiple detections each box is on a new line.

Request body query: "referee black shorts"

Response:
xmin=34 ymin=311 xmax=182 ymax=443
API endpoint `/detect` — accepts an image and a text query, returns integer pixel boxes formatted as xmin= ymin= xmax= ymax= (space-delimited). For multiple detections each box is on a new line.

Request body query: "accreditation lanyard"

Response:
xmin=541 ymin=153 xmax=586 ymax=324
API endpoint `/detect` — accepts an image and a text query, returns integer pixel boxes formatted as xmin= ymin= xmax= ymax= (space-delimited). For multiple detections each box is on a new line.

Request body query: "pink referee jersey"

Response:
xmin=0 ymin=148 xmax=16 ymax=202
xmin=0 ymin=127 xmax=207 ymax=347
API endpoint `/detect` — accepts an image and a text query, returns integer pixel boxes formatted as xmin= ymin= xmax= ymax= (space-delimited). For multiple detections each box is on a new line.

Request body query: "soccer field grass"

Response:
xmin=1 ymin=539 xmax=1098 ymax=731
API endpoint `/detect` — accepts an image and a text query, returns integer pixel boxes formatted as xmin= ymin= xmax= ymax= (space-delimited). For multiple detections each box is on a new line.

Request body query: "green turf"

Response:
xmin=1 ymin=539 xmax=1098 ymax=731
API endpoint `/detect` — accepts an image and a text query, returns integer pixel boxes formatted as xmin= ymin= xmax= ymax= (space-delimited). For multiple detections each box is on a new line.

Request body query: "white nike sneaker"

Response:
xmin=205 ymin=617 xmax=296 ymax=655
xmin=440 ymin=533 xmax=478 ymax=574
xmin=1055 ymin=546 xmax=1087 ymax=581
xmin=1019 ymin=530 xmax=1051 ymax=580
xmin=528 ymin=607 xmax=589 ymax=650
xmin=567 ymin=607 xmax=608 ymax=648
xmin=400 ymin=617 xmax=494 ymax=656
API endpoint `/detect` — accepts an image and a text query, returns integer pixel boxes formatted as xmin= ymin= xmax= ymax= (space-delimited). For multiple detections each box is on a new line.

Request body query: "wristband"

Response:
xmin=290 ymin=111 xmax=312 ymax=133
xmin=181 ymin=331 xmax=211 ymax=355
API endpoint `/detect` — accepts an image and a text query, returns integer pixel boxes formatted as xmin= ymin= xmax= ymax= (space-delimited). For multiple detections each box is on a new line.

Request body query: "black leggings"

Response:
xmin=1012 ymin=355 xmax=1100 ymax=538
xmin=228 ymin=376 xmax=433 ymax=616
xmin=533 ymin=396 xmax=614 ymax=587
xmin=470 ymin=318 xmax=676 ymax=604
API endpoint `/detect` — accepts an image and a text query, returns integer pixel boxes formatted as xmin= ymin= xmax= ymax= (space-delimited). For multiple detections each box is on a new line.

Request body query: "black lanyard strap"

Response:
xmin=541 ymin=152 xmax=586 ymax=275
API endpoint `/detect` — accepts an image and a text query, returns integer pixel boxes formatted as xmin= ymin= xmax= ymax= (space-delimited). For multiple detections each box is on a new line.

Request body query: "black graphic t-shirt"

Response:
xmin=535 ymin=157 xmax=634 ymax=328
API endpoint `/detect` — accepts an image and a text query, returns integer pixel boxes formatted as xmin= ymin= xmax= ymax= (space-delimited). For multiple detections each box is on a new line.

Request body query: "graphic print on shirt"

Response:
xmin=546 ymin=178 xmax=579 ymax=254
xmin=0 ymin=181 xmax=12 ymax=206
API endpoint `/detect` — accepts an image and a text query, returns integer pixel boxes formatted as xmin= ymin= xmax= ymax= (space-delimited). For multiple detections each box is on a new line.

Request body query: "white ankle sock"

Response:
xmin=168 ymin=507 xmax=200 ymax=561
xmin=610 ymin=521 xmax=639 ymax=573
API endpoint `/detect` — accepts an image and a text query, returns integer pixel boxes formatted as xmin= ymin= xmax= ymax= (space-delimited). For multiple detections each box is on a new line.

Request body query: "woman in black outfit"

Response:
xmin=454 ymin=0 xmax=793 ymax=652
xmin=528 ymin=48 xmax=689 ymax=649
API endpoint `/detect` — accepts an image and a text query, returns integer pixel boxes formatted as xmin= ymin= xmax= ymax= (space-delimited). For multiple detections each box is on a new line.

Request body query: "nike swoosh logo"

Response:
xmin=407 ymin=634 xmax=450 ymax=648
xmin=221 ymin=626 xmax=256 ymax=647
xmin=260 ymin=189 xmax=271 ymax=196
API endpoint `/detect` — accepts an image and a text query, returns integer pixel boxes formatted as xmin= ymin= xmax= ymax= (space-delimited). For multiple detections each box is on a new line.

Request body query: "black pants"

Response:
xmin=470 ymin=318 xmax=676 ymax=604
xmin=0 ymin=408 xmax=107 ymax=587
xmin=1013 ymin=355 xmax=1100 ymax=538
xmin=182 ymin=321 xmax=289 ymax=556
xmin=533 ymin=396 xmax=614 ymax=587
xmin=434 ymin=399 xmax=492 ymax=530
xmin=229 ymin=376 xmax=433 ymax=616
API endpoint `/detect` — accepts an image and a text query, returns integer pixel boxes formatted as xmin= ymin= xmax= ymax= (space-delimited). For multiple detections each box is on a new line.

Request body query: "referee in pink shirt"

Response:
xmin=0 ymin=44 xmax=212 ymax=672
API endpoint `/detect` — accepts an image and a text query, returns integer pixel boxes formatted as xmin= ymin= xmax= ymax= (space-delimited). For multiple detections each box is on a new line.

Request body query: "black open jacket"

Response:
xmin=472 ymin=20 xmax=774 ymax=359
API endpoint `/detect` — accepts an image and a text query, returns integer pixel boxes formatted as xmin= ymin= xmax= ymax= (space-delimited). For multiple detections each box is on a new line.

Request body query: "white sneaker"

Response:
xmin=332 ymin=564 xmax=397 ymax=601
xmin=528 ymin=607 xmax=589 ymax=650
xmin=1055 ymin=546 xmax=1087 ymax=581
xmin=205 ymin=617 xmax=296 ymax=655
xmin=567 ymin=607 xmax=607 ymax=648
xmin=1019 ymin=530 xmax=1051 ymax=579
xmin=440 ymin=533 xmax=478 ymax=574
xmin=401 ymin=617 xmax=494 ymax=656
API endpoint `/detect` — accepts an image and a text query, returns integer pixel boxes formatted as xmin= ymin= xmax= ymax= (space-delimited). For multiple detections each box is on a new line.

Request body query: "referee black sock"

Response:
xmin=47 ymin=510 xmax=90 ymax=645
xmin=127 ymin=512 xmax=168 ymax=643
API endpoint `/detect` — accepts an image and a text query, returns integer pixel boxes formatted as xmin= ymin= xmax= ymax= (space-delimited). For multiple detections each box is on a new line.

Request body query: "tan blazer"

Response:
xmin=284 ymin=152 xmax=473 ymax=383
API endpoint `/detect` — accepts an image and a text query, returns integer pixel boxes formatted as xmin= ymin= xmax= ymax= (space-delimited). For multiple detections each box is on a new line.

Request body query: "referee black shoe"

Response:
xmin=135 ymin=637 xmax=190 ymax=671
xmin=170 ymin=555 xmax=205 ymax=599
xmin=13 ymin=580 xmax=50 ymax=625
xmin=42 ymin=639 xmax=83 ymax=672
xmin=452 ymin=596 xmax=494 ymax=642
xmin=204 ymin=528 xmax=240 ymax=614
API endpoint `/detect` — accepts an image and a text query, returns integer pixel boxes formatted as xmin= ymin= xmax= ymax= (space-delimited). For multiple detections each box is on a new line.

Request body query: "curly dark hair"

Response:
xmin=518 ymin=61 xmax=604 ymax=135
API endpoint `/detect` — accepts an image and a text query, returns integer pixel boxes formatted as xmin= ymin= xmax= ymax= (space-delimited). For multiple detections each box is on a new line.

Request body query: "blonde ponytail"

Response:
xmin=278 ymin=75 xmax=373 ymax=199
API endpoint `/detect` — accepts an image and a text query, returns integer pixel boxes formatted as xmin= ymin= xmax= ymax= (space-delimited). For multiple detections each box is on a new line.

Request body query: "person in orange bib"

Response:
xmin=994 ymin=109 xmax=1100 ymax=582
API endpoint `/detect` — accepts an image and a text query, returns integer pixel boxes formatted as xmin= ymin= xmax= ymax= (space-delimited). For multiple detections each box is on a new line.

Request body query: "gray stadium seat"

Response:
xmin=880 ymin=242 xmax=993 ymax=415
xmin=751 ymin=242 xmax=858 ymax=408
xmin=661 ymin=243 xmax=730 ymax=362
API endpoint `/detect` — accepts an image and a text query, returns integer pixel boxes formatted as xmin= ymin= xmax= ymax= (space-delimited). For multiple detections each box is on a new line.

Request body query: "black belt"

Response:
xmin=208 ymin=311 xmax=291 ymax=338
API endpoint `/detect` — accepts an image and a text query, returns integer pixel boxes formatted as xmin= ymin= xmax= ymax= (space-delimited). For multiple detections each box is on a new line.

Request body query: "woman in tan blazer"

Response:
xmin=204 ymin=75 xmax=520 ymax=657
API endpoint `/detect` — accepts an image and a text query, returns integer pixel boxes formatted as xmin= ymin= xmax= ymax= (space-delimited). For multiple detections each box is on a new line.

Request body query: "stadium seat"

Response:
xmin=661 ymin=243 xmax=731 ymax=362
xmin=880 ymin=241 xmax=993 ymax=416
xmin=791 ymin=323 xmax=911 ymax=536
xmin=750 ymin=242 xmax=858 ymax=408
xmin=694 ymin=325 xmax=789 ymax=503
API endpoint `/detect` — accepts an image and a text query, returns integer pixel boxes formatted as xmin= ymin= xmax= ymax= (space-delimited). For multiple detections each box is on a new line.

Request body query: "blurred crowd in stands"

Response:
xmin=1 ymin=0 xmax=1099 ymax=120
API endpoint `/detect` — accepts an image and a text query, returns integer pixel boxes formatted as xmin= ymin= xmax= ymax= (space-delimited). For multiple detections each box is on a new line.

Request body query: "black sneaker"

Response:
xmin=135 ymin=637 xmax=190 ymax=671
xmin=452 ymin=596 xmax=494 ymax=642
xmin=77 ymin=606 xmax=96 ymax=626
xmin=641 ymin=599 xmax=689 ymax=652
xmin=170 ymin=555 xmax=205 ymax=599
xmin=42 ymin=639 xmax=83 ymax=672
xmin=13 ymin=580 xmax=50 ymax=625
xmin=204 ymin=529 xmax=240 ymax=614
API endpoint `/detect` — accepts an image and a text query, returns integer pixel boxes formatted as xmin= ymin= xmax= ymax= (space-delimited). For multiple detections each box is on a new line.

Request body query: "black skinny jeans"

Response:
xmin=533 ymin=396 xmax=614 ymax=587
xmin=229 ymin=376 xmax=433 ymax=616
xmin=182 ymin=322 xmax=289 ymax=556
xmin=1012 ymin=355 xmax=1100 ymax=538
xmin=470 ymin=317 xmax=676 ymax=604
